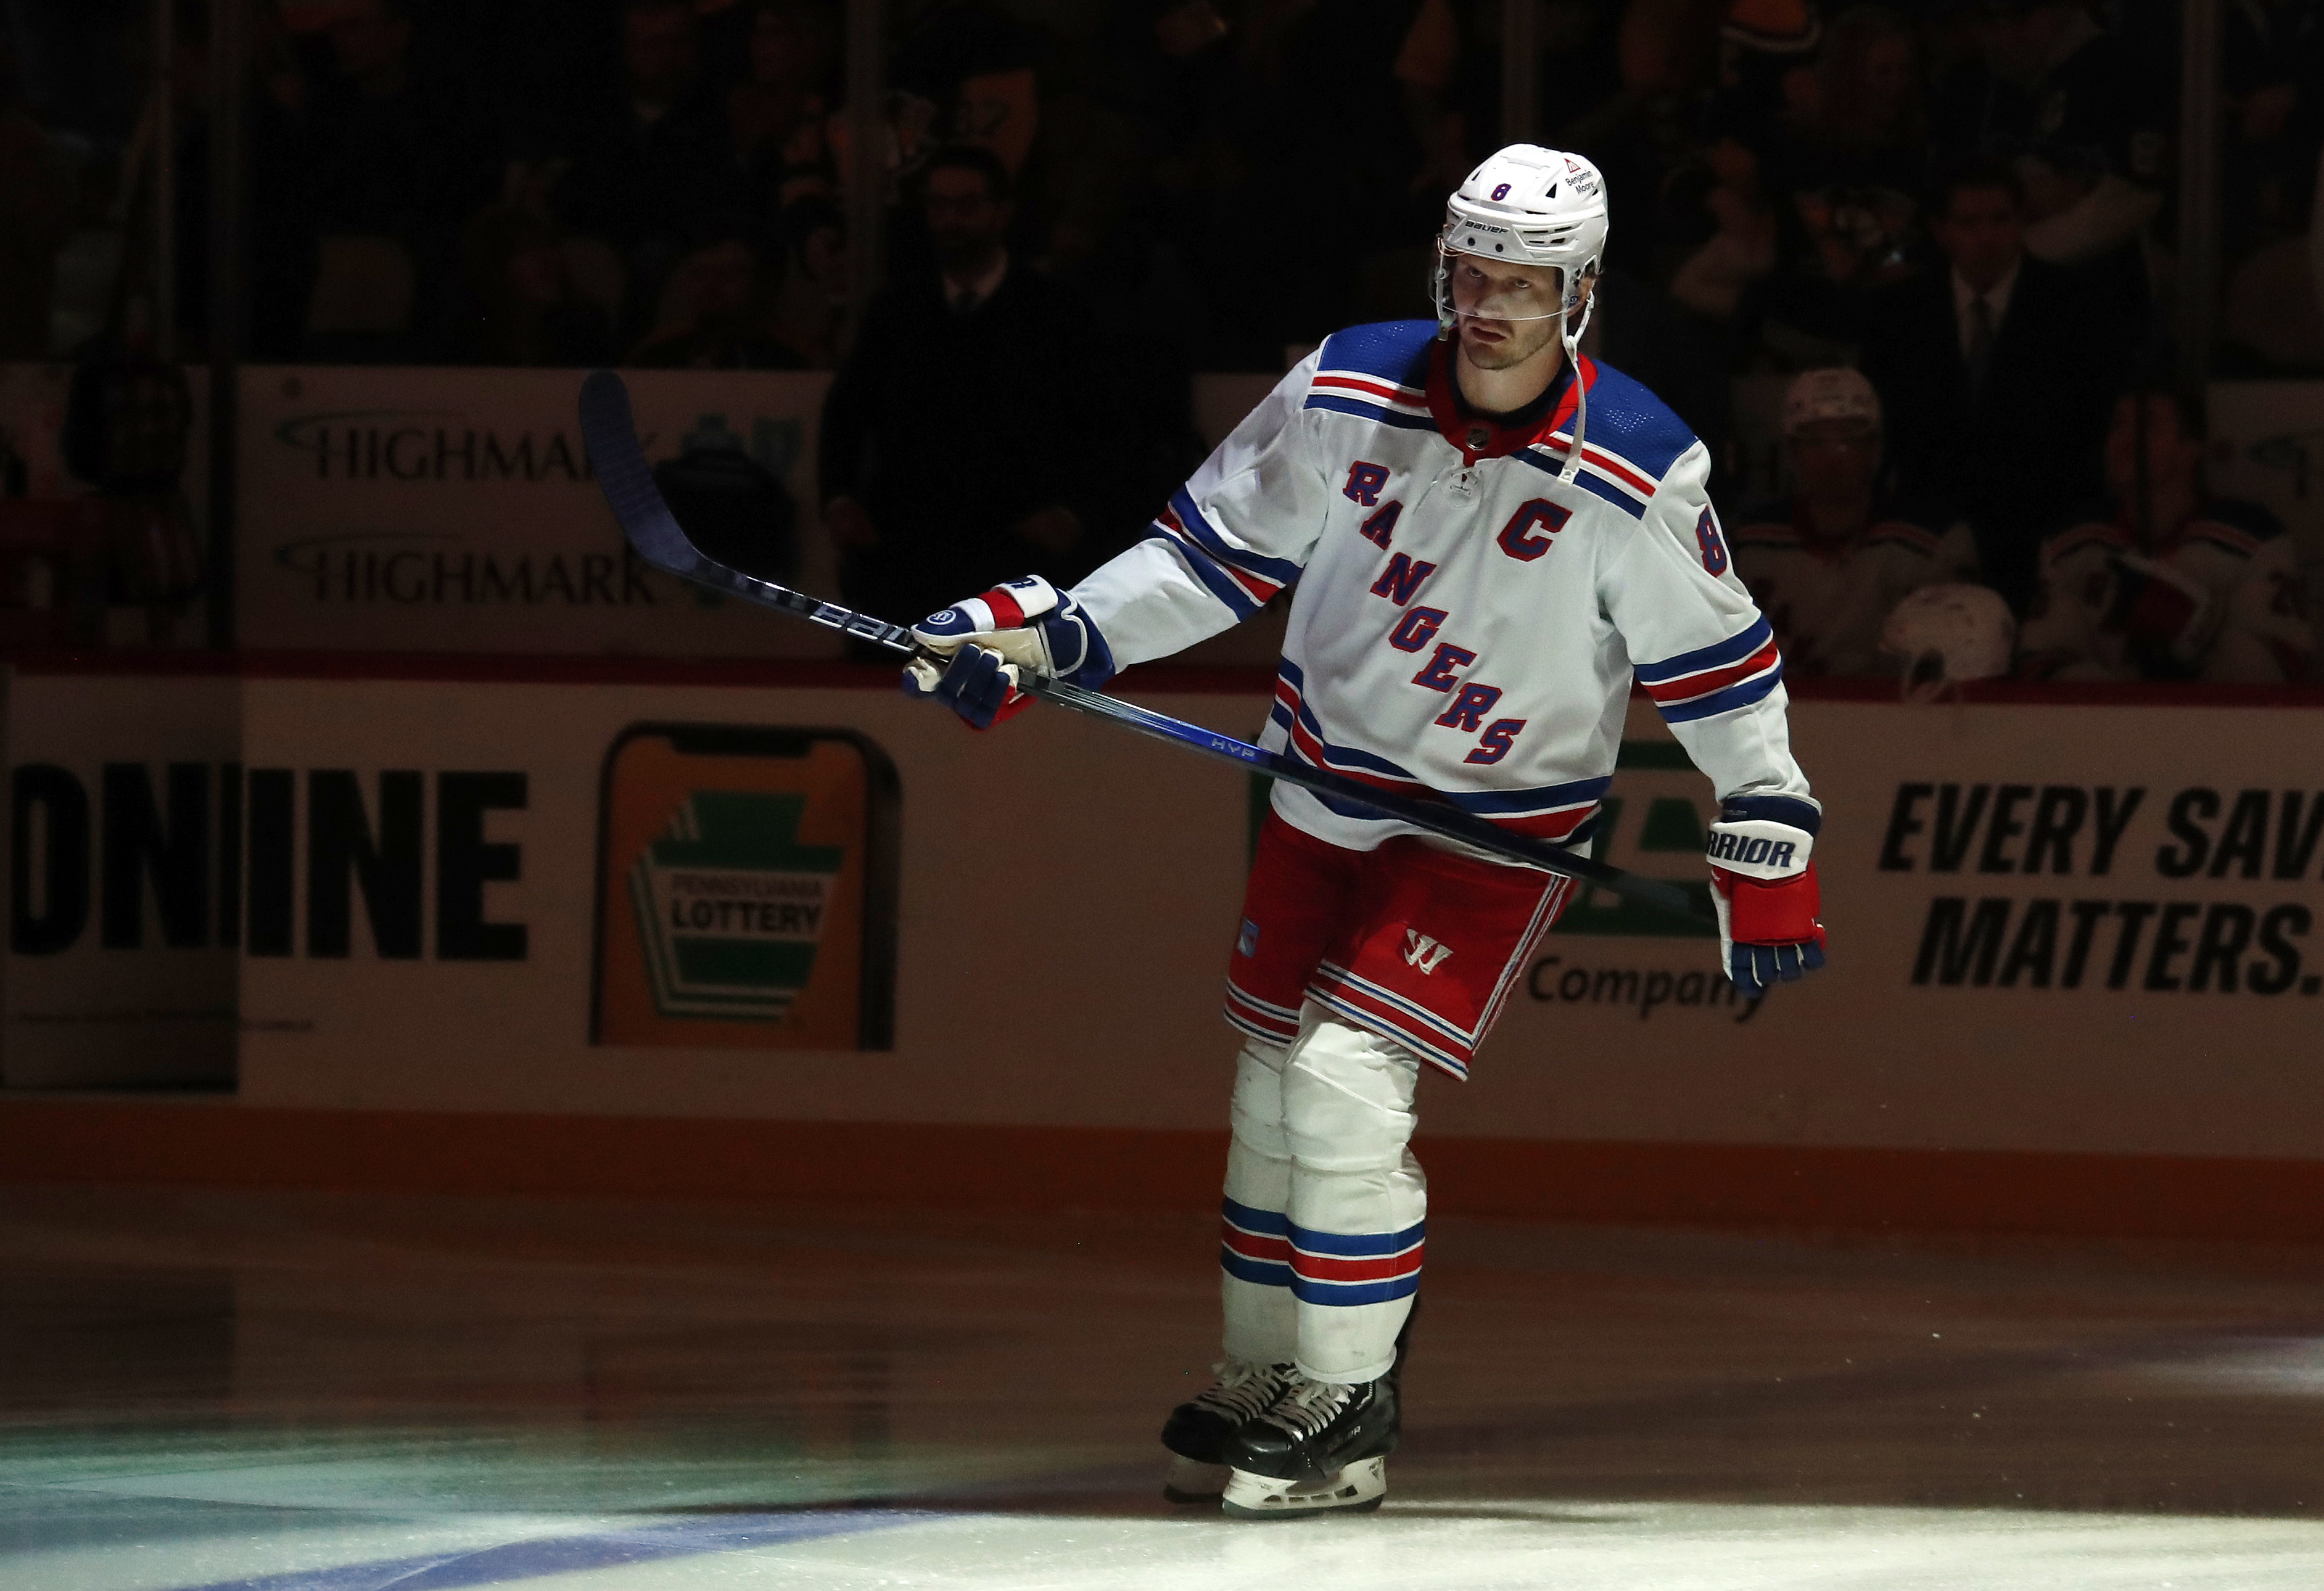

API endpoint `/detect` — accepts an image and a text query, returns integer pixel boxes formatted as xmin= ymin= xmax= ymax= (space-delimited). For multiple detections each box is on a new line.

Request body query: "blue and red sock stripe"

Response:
xmin=1221 ymin=1197 xmax=1293 ymax=1288
xmin=1288 ymin=1218 xmax=1424 ymax=1305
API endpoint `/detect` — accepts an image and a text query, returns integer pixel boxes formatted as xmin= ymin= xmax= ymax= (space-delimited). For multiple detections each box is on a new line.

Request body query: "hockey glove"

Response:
xmin=1705 ymin=794 xmax=1827 ymax=1000
xmin=901 ymin=574 xmax=1116 ymax=730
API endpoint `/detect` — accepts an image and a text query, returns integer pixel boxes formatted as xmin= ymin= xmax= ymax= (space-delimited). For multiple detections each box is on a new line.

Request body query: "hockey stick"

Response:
xmin=579 ymin=370 xmax=1709 ymax=923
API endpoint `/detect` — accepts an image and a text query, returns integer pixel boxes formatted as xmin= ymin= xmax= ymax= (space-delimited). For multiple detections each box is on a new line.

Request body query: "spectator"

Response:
xmin=1731 ymin=368 xmax=1979 ymax=676
xmin=0 ymin=27 xmax=76 ymax=359
xmin=2019 ymin=387 xmax=2312 ymax=684
xmin=299 ymin=0 xmax=498 ymax=355
xmin=554 ymin=0 xmax=750 ymax=337
xmin=627 ymin=234 xmax=801 ymax=367
xmin=448 ymin=202 xmax=620 ymax=367
xmin=1750 ymin=6 xmax=1930 ymax=345
xmin=762 ymin=195 xmax=846 ymax=367
xmin=818 ymin=145 xmax=1138 ymax=630
xmin=1857 ymin=159 xmax=2121 ymax=611
xmin=2217 ymin=4 xmax=2324 ymax=372
xmin=2222 ymin=0 xmax=2322 ymax=268
xmin=170 ymin=1 xmax=316 ymax=361
xmin=730 ymin=0 xmax=839 ymax=213
xmin=1929 ymin=0 xmax=2163 ymax=343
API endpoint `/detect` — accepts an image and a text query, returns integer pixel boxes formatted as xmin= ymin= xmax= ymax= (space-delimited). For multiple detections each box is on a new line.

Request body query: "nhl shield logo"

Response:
xmin=628 ymin=789 xmax=845 ymax=1021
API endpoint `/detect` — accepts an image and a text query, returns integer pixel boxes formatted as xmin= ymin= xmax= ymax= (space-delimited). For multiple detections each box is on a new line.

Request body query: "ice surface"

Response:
xmin=2 ymin=1188 xmax=2320 ymax=1589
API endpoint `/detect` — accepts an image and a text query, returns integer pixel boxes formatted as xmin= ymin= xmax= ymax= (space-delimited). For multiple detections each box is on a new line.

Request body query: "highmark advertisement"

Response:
xmin=234 ymin=366 xmax=839 ymax=656
xmin=591 ymin=724 xmax=900 ymax=1051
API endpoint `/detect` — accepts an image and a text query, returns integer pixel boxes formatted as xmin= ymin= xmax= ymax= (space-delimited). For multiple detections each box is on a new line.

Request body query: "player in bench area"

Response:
xmin=902 ymin=145 xmax=1829 ymax=1518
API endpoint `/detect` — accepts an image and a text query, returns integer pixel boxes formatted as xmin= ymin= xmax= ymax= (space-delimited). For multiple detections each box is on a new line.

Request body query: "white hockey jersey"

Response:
xmin=1731 ymin=500 xmax=1981 ymax=678
xmin=1070 ymin=319 xmax=1813 ymax=854
xmin=2019 ymin=500 xmax=2314 ymax=684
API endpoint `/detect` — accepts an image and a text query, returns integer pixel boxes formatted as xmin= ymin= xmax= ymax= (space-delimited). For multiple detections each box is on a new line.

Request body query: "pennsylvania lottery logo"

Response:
xmin=628 ymin=791 xmax=846 ymax=1021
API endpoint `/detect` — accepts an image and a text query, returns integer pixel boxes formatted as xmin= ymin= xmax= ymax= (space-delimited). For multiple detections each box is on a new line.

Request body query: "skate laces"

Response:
xmin=1193 ymin=1359 xmax=1290 ymax=1424
xmin=1257 ymin=1373 xmax=1356 ymax=1438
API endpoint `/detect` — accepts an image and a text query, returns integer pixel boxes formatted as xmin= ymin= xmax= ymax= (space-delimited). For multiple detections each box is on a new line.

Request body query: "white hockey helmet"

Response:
xmin=1435 ymin=144 xmax=1609 ymax=327
xmin=1782 ymin=368 xmax=1881 ymax=435
xmin=1435 ymin=144 xmax=1609 ymax=480
xmin=1881 ymin=583 xmax=2016 ymax=701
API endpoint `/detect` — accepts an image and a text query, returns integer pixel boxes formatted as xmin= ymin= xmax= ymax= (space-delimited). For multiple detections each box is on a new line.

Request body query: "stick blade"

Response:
xmin=578 ymin=369 xmax=698 ymax=580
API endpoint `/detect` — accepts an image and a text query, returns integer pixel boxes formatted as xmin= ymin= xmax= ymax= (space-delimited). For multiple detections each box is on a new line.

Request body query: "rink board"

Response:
xmin=5 ymin=662 xmax=2324 ymax=1226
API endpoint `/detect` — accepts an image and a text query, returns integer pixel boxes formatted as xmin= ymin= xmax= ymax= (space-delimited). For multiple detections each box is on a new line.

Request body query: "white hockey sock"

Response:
xmin=1282 ymin=1007 xmax=1425 ymax=1384
xmin=1219 ymin=1038 xmax=1296 ymax=1365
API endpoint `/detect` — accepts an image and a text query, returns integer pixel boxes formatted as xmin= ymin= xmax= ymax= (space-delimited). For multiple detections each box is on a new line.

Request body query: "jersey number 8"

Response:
xmin=1695 ymin=506 xmax=1729 ymax=575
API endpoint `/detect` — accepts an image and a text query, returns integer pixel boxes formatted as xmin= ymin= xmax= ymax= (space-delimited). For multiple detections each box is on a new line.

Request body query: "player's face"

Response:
xmin=1447 ymin=255 xmax=1567 ymax=371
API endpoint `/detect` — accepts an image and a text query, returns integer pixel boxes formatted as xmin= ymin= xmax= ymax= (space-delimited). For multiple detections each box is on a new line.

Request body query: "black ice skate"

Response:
xmin=1159 ymin=1359 xmax=1293 ymax=1503
xmin=1219 ymin=1370 xmax=1398 ymax=1518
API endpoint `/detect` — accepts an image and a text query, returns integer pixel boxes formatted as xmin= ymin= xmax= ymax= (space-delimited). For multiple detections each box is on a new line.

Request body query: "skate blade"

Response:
xmin=1219 ymin=1457 xmax=1385 ymax=1519
xmin=1162 ymin=1457 xmax=1230 ymax=1505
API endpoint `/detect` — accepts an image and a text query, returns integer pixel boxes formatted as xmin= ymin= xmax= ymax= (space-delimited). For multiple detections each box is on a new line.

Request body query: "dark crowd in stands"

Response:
xmin=0 ymin=0 xmax=2318 ymax=680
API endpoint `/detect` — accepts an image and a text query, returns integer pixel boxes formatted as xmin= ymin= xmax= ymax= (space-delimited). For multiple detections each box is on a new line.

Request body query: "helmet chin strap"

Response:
xmin=1559 ymin=269 xmax=1593 ymax=483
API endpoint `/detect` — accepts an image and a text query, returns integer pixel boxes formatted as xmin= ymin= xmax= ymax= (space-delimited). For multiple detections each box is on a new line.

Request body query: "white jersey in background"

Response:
xmin=1070 ymin=318 xmax=1814 ymax=853
xmin=2020 ymin=500 xmax=2315 ymax=683
xmin=1731 ymin=501 xmax=1981 ymax=677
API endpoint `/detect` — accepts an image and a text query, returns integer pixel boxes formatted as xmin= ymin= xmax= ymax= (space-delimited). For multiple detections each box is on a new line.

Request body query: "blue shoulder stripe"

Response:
xmin=1634 ymin=615 xmax=1775 ymax=684
xmin=1570 ymin=361 xmax=1699 ymax=482
xmin=1314 ymin=320 xmax=1436 ymax=385
xmin=1303 ymin=393 xmax=1438 ymax=431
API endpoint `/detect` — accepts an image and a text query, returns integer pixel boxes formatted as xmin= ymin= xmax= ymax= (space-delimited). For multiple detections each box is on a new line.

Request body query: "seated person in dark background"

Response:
xmin=552 ymin=0 xmax=751 ymax=337
xmin=1740 ymin=4 xmax=1933 ymax=350
xmin=818 ymin=145 xmax=1145 ymax=631
xmin=1858 ymin=159 xmax=2122 ymax=613
xmin=761 ymin=196 xmax=846 ymax=368
xmin=300 ymin=0 xmax=500 ymax=354
xmin=627 ymin=232 xmax=803 ymax=368
xmin=447 ymin=201 xmax=620 ymax=367
xmin=729 ymin=0 xmax=839 ymax=215
xmin=2019 ymin=387 xmax=2313 ymax=684
xmin=1731 ymin=368 xmax=1979 ymax=678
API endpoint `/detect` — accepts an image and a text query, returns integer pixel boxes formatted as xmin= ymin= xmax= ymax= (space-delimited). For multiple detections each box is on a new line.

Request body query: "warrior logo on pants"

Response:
xmin=1401 ymin=931 xmax=1454 ymax=974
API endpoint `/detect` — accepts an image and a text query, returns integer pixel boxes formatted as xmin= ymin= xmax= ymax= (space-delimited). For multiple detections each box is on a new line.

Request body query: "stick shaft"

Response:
xmin=579 ymin=370 xmax=1709 ymax=923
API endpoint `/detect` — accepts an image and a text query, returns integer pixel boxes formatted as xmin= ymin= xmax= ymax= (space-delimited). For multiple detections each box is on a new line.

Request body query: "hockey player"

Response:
xmin=1731 ymin=368 xmax=1982 ymax=677
xmin=2019 ymin=385 xmax=2312 ymax=683
xmin=901 ymin=146 xmax=1828 ymax=1517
